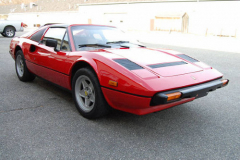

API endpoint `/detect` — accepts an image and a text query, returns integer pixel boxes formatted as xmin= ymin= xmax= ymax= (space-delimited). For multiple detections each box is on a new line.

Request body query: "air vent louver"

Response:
xmin=114 ymin=59 xmax=143 ymax=70
xmin=178 ymin=54 xmax=199 ymax=63
xmin=148 ymin=61 xmax=187 ymax=69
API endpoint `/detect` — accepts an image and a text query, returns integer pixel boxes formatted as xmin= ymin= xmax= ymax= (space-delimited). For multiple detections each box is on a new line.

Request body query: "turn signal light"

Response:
xmin=108 ymin=80 xmax=118 ymax=87
xmin=166 ymin=92 xmax=181 ymax=101
xmin=221 ymin=79 xmax=229 ymax=86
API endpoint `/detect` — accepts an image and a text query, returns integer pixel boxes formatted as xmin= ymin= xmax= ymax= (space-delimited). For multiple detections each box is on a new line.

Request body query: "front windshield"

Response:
xmin=71 ymin=25 xmax=141 ymax=51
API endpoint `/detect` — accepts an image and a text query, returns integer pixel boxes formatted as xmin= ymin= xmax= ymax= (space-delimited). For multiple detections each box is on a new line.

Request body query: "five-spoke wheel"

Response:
xmin=75 ymin=75 xmax=96 ymax=112
xmin=16 ymin=54 xmax=24 ymax=77
xmin=72 ymin=68 xmax=109 ymax=119
xmin=15 ymin=50 xmax=35 ymax=82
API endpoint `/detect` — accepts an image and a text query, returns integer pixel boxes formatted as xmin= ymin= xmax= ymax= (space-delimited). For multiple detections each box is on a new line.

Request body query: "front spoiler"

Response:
xmin=151 ymin=78 xmax=229 ymax=106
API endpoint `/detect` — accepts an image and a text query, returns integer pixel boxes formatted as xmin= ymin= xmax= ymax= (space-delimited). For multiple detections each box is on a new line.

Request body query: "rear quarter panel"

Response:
xmin=10 ymin=37 xmax=29 ymax=59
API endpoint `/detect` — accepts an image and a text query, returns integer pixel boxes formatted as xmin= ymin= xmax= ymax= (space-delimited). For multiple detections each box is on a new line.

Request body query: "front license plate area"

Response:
xmin=195 ymin=92 xmax=208 ymax=99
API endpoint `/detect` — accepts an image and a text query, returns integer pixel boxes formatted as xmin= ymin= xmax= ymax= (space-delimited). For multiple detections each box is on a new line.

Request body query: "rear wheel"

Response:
xmin=4 ymin=26 xmax=15 ymax=38
xmin=1 ymin=33 xmax=6 ymax=37
xmin=72 ymin=68 xmax=109 ymax=119
xmin=15 ymin=50 xmax=35 ymax=82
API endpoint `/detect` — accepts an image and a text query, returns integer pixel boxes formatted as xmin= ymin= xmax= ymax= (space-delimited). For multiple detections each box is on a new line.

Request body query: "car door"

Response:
xmin=35 ymin=27 xmax=71 ymax=88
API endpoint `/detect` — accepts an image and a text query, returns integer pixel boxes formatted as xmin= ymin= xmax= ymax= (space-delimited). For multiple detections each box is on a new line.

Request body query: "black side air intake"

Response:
xmin=177 ymin=54 xmax=199 ymax=63
xmin=148 ymin=61 xmax=187 ymax=69
xmin=114 ymin=59 xmax=143 ymax=70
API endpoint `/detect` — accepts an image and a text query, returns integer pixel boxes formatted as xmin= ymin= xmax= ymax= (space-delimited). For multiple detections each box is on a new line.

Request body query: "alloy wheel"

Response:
xmin=16 ymin=54 xmax=24 ymax=77
xmin=6 ymin=29 xmax=14 ymax=37
xmin=75 ymin=75 xmax=95 ymax=112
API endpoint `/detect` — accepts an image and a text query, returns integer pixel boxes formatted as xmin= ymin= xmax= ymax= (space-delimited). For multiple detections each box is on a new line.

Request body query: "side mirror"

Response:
xmin=46 ymin=39 xmax=59 ymax=52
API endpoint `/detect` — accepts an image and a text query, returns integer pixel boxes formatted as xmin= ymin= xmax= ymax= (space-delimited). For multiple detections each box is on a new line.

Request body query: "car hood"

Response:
xmin=101 ymin=48 xmax=203 ymax=77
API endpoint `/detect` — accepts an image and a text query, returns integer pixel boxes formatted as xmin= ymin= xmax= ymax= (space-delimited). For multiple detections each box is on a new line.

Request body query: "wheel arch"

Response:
xmin=4 ymin=25 xmax=16 ymax=32
xmin=14 ymin=45 xmax=22 ymax=59
xmin=70 ymin=60 xmax=100 ymax=89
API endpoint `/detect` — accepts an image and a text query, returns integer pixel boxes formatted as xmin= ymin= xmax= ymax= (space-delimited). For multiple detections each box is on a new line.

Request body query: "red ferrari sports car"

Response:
xmin=9 ymin=24 xmax=229 ymax=119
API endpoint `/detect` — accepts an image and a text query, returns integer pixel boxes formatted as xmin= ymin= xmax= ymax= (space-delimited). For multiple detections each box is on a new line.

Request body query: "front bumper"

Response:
xmin=101 ymin=78 xmax=229 ymax=115
xmin=102 ymin=87 xmax=195 ymax=115
xmin=151 ymin=78 xmax=229 ymax=106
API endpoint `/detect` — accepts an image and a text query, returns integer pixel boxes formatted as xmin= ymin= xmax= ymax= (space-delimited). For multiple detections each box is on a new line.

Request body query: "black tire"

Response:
xmin=72 ymin=68 xmax=109 ymax=119
xmin=15 ymin=50 xmax=35 ymax=82
xmin=4 ymin=26 xmax=15 ymax=38
xmin=1 ymin=33 xmax=6 ymax=37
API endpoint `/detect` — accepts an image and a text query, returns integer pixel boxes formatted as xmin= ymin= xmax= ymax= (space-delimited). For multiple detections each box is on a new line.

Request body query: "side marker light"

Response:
xmin=166 ymin=92 xmax=181 ymax=101
xmin=109 ymin=80 xmax=118 ymax=87
xmin=221 ymin=79 xmax=229 ymax=86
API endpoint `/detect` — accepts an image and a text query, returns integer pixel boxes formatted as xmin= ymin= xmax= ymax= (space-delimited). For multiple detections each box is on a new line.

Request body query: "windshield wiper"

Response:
xmin=135 ymin=44 xmax=146 ymax=48
xmin=119 ymin=45 xmax=130 ymax=48
xmin=119 ymin=44 xmax=145 ymax=48
xmin=78 ymin=44 xmax=111 ymax=48
xmin=106 ymin=41 xmax=129 ymax=44
xmin=107 ymin=41 xmax=146 ymax=47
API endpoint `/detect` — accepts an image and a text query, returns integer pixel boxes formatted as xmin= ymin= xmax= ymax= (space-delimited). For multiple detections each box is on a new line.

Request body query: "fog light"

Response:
xmin=166 ymin=92 xmax=181 ymax=101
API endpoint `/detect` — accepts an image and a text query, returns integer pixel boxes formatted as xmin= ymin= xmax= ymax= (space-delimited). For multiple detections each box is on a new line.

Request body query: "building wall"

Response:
xmin=155 ymin=17 xmax=182 ymax=32
xmin=7 ymin=11 xmax=83 ymax=27
xmin=7 ymin=1 xmax=240 ymax=36
xmin=0 ymin=14 xmax=8 ymax=20
xmin=78 ymin=1 xmax=240 ymax=36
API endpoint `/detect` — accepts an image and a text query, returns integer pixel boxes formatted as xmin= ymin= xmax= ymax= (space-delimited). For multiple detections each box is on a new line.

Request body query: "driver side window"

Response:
xmin=61 ymin=32 xmax=70 ymax=51
xmin=43 ymin=28 xmax=69 ymax=51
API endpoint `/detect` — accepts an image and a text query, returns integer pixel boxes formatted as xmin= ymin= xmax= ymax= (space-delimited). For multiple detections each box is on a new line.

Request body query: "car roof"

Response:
xmin=46 ymin=24 xmax=116 ymax=28
xmin=48 ymin=23 xmax=70 ymax=28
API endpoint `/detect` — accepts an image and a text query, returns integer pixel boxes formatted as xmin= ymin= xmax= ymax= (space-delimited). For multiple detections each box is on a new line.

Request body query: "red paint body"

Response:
xmin=9 ymin=24 xmax=224 ymax=115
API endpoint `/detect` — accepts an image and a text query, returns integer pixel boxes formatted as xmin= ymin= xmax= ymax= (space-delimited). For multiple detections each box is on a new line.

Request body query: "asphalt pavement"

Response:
xmin=0 ymin=32 xmax=239 ymax=159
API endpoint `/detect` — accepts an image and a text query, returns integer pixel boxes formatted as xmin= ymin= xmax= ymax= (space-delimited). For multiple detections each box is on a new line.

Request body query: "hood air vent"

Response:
xmin=148 ymin=61 xmax=187 ymax=69
xmin=114 ymin=59 xmax=144 ymax=70
xmin=178 ymin=54 xmax=199 ymax=63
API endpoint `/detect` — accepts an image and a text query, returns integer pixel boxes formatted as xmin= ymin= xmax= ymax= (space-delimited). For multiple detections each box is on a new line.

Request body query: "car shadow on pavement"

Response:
xmin=32 ymin=76 xmax=200 ymax=123
xmin=5 ymin=70 xmax=228 ymax=160
xmin=29 ymin=76 xmax=208 ymax=135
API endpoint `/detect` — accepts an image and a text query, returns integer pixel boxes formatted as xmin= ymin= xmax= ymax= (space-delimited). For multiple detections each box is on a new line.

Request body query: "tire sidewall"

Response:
xmin=72 ymin=68 xmax=108 ymax=119
xmin=15 ymin=51 xmax=25 ymax=80
xmin=1 ymin=33 xmax=6 ymax=37
xmin=15 ymin=50 xmax=35 ymax=82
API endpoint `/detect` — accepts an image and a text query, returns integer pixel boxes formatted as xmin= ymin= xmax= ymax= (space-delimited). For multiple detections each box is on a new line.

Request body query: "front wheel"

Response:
xmin=15 ymin=50 xmax=35 ymax=82
xmin=72 ymin=68 xmax=109 ymax=119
